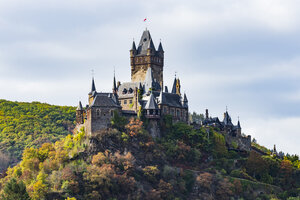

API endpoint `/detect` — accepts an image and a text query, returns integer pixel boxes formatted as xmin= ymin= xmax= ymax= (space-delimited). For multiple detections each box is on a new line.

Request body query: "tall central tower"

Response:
xmin=130 ymin=29 xmax=164 ymax=88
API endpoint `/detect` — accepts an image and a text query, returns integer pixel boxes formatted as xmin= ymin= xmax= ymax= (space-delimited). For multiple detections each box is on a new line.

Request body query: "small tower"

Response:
xmin=144 ymin=92 xmax=160 ymax=118
xmin=76 ymin=101 xmax=84 ymax=124
xmin=144 ymin=92 xmax=161 ymax=138
xmin=88 ymin=78 xmax=97 ymax=106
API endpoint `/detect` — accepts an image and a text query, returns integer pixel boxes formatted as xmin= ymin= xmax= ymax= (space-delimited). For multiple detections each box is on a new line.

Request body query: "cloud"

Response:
xmin=0 ymin=0 xmax=300 ymax=153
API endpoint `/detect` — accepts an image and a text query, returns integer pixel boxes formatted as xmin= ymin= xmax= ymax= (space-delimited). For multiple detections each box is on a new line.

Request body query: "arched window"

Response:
xmin=129 ymin=88 xmax=133 ymax=93
xmin=96 ymin=109 xmax=101 ymax=117
xmin=123 ymin=88 xmax=127 ymax=94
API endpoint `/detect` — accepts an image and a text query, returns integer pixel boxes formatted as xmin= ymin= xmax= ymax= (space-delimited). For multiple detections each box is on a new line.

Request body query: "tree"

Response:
xmin=1 ymin=178 xmax=31 ymax=200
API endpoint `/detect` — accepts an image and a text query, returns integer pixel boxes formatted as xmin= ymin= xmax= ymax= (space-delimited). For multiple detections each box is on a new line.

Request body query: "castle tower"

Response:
xmin=130 ymin=29 xmax=164 ymax=88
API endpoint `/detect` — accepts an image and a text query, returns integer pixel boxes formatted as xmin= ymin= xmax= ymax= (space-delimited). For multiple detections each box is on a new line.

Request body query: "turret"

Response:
xmin=144 ymin=92 xmax=160 ymax=118
xmin=88 ymin=78 xmax=97 ymax=105
xmin=76 ymin=101 xmax=84 ymax=124
xmin=171 ymin=77 xmax=181 ymax=95
xmin=182 ymin=93 xmax=188 ymax=108
xmin=130 ymin=41 xmax=137 ymax=57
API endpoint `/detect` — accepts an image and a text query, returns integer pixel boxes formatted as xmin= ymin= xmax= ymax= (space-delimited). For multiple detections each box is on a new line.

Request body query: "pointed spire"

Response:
xmin=237 ymin=118 xmax=241 ymax=129
xmin=89 ymin=77 xmax=96 ymax=95
xmin=145 ymin=92 xmax=159 ymax=110
xmin=182 ymin=93 xmax=188 ymax=108
xmin=171 ymin=77 xmax=177 ymax=94
xmin=113 ymin=71 xmax=117 ymax=93
xmin=131 ymin=40 xmax=136 ymax=51
xmin=164 ymin=86 xmax=168 ymax=93
xmin=76 ymin=101 xmax=83 ymax=110
xmin=158 ymin=41 xmax=164 ymax=52
xmin=144 ymin=67 xmax=154 ymax=93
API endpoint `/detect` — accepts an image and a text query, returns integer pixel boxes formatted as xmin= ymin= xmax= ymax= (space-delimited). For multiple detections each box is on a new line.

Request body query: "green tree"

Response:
xmin=1 ymin=178 xmax=31 ymax=200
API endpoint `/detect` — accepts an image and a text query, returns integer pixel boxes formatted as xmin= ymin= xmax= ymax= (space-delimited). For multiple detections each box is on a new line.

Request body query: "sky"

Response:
xmin=0 ymin=0 xmax=300 ymax=155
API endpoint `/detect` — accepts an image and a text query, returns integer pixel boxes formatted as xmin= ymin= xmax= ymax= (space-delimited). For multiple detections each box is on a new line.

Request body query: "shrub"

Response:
xmin=143 ymin=165 xmax=160 ymax=183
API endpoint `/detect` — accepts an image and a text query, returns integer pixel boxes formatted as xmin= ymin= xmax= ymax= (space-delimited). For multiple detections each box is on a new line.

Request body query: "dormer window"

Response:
xmin=144 ymin=38 xmax=147 ymax=42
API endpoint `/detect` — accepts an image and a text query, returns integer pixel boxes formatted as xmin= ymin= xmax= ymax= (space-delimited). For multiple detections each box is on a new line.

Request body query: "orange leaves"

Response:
xmin=125 ymin=118 xmax=143 ymax=137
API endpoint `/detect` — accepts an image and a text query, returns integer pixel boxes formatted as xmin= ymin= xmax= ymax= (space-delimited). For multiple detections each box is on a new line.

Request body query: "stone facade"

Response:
xmin=76 ymin=29 xmax=189 ymax=136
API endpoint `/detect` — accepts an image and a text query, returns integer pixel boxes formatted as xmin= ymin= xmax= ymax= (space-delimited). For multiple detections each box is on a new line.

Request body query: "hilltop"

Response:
xmin=0 ymin=99 xmax=76 ymax=172
xmin=0 ymin=106 xmax=299 ymax=199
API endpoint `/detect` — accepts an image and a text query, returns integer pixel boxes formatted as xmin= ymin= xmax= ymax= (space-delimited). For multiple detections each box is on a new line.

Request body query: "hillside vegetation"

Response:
xmin=0 ymin=99 xmax=76 ymax=167
xmin=0 ymin=110 xmax=299 ymax=200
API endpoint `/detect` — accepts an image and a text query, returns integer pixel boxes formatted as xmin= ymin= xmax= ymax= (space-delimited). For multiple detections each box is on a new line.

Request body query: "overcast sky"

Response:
xmin=0 ymin=0 xmax=299 ymax=155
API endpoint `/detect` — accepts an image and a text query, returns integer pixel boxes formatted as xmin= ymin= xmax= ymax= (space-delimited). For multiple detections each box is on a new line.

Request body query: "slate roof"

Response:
xmin=171 ymin=77 xmax=177 ymax=94
xmin=89 ymin=78 xmax=96 ymax=95
xmin=223 ymin=111 xmax=233 ymax=126
xmin=154 ymin=92 xmax=182 ymax=108
xmin=76 ymin=101 xmax=83 ymax=110
xmin=117 ymin=82 xmax=140 ymax=98
xmin=91 ymin=93 xmax=121 ymax=108
xmin=145 ymin=93 xmax=159 ymax=110
xmin=131 ymin=41 xmax=137 ymax=51
xmin=137 ymin=30 xmax=156 ymax=55
xmin=158 ymin=42 xmax=164 ymax=52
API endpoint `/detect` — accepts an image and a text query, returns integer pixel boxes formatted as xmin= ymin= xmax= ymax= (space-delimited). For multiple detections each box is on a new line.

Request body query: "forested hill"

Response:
xmin=0 ymin=99 xmax=76 ymax=165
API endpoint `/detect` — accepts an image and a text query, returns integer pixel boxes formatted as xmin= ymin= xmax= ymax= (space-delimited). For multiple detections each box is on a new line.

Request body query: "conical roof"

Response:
xmin=131 ymin=41 xmax=136 ymax=51
xmin=145 ymin=92 xmax=159 ymax=110
xmin=76 ymin=101 xmax=83 ymax=110
xmin=158 ymin=42 xmax=164 ymax=52
xmin=89 ymin=78 xmax=96 ymax=95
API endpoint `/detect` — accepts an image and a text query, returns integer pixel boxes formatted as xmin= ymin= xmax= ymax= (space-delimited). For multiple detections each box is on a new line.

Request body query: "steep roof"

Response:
xmin=131 ymin=41 xmax=137 ymax=51
xmin=158 ymin=42 xmax=164 ymax=52
xmin=91 ymin=93 xmax=121 ymax=108
xmin=76 ymin=101 xmax=83 ymax=110
xmin=89 ymin=78 xmax=96 ymax=95
xmin=145 ymin=92 xmax=159 ymax=110
xmin=223 ymin=111 xmax=233 ymax=126
xmin=182 ymin=93 xmax=188 ymax=108
xmin=171 ymin=77 xmax=177 ymax=94
xmin=137 ymin=29 xmax=156 ymax=55
xmin=144 ymin=67 xmax=154 ymax=93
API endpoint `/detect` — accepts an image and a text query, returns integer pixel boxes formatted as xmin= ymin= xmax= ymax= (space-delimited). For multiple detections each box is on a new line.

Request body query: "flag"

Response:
xmin=144 ymin=18 xmax=147 ymax=22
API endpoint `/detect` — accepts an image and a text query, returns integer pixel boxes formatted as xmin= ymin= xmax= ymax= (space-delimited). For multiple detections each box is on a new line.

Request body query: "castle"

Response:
xmin=76 ymin=29 xmax=189 ymax=136
xmin=75 ymin=29 xmax=251 ymax=151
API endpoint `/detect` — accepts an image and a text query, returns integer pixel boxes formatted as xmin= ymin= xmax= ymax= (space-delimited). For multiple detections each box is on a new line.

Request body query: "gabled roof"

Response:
xmin=145 ymin=92 xmax=159 ymax=110
xmin=137 ymin=29 xmax=156 ymax=55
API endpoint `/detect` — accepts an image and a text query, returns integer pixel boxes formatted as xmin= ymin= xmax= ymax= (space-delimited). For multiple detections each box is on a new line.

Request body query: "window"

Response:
xmin=124 ymin=100 xmax=127 ymax=104
xmin=122 ymin=88 xmax=127 ymax=94
xmin=129 ymin=88 xmax=133 ymax=93
xmin=96 ymin=109 xmax=101 ymax=117
xmin=163 ymin=107 xmax=167 ymax=114
xmin=111 ymin=110 xmax=114 ymax=117
xmin=129 ymin=100 xmax=133 ymax=104
xmin=177 ymin=110 xmax=180 ymax=117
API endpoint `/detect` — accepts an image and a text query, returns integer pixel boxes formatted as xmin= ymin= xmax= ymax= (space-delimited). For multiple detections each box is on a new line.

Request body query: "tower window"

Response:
xmin=97 ymin=109 xmax=101 ymax=117
xmin=124 ymin=100 xmax=127 ymax=104
xmin=129 ymin=88 xmax=133 ymax=93
xmin=123 ymin=88 xmax=127 ymax=94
